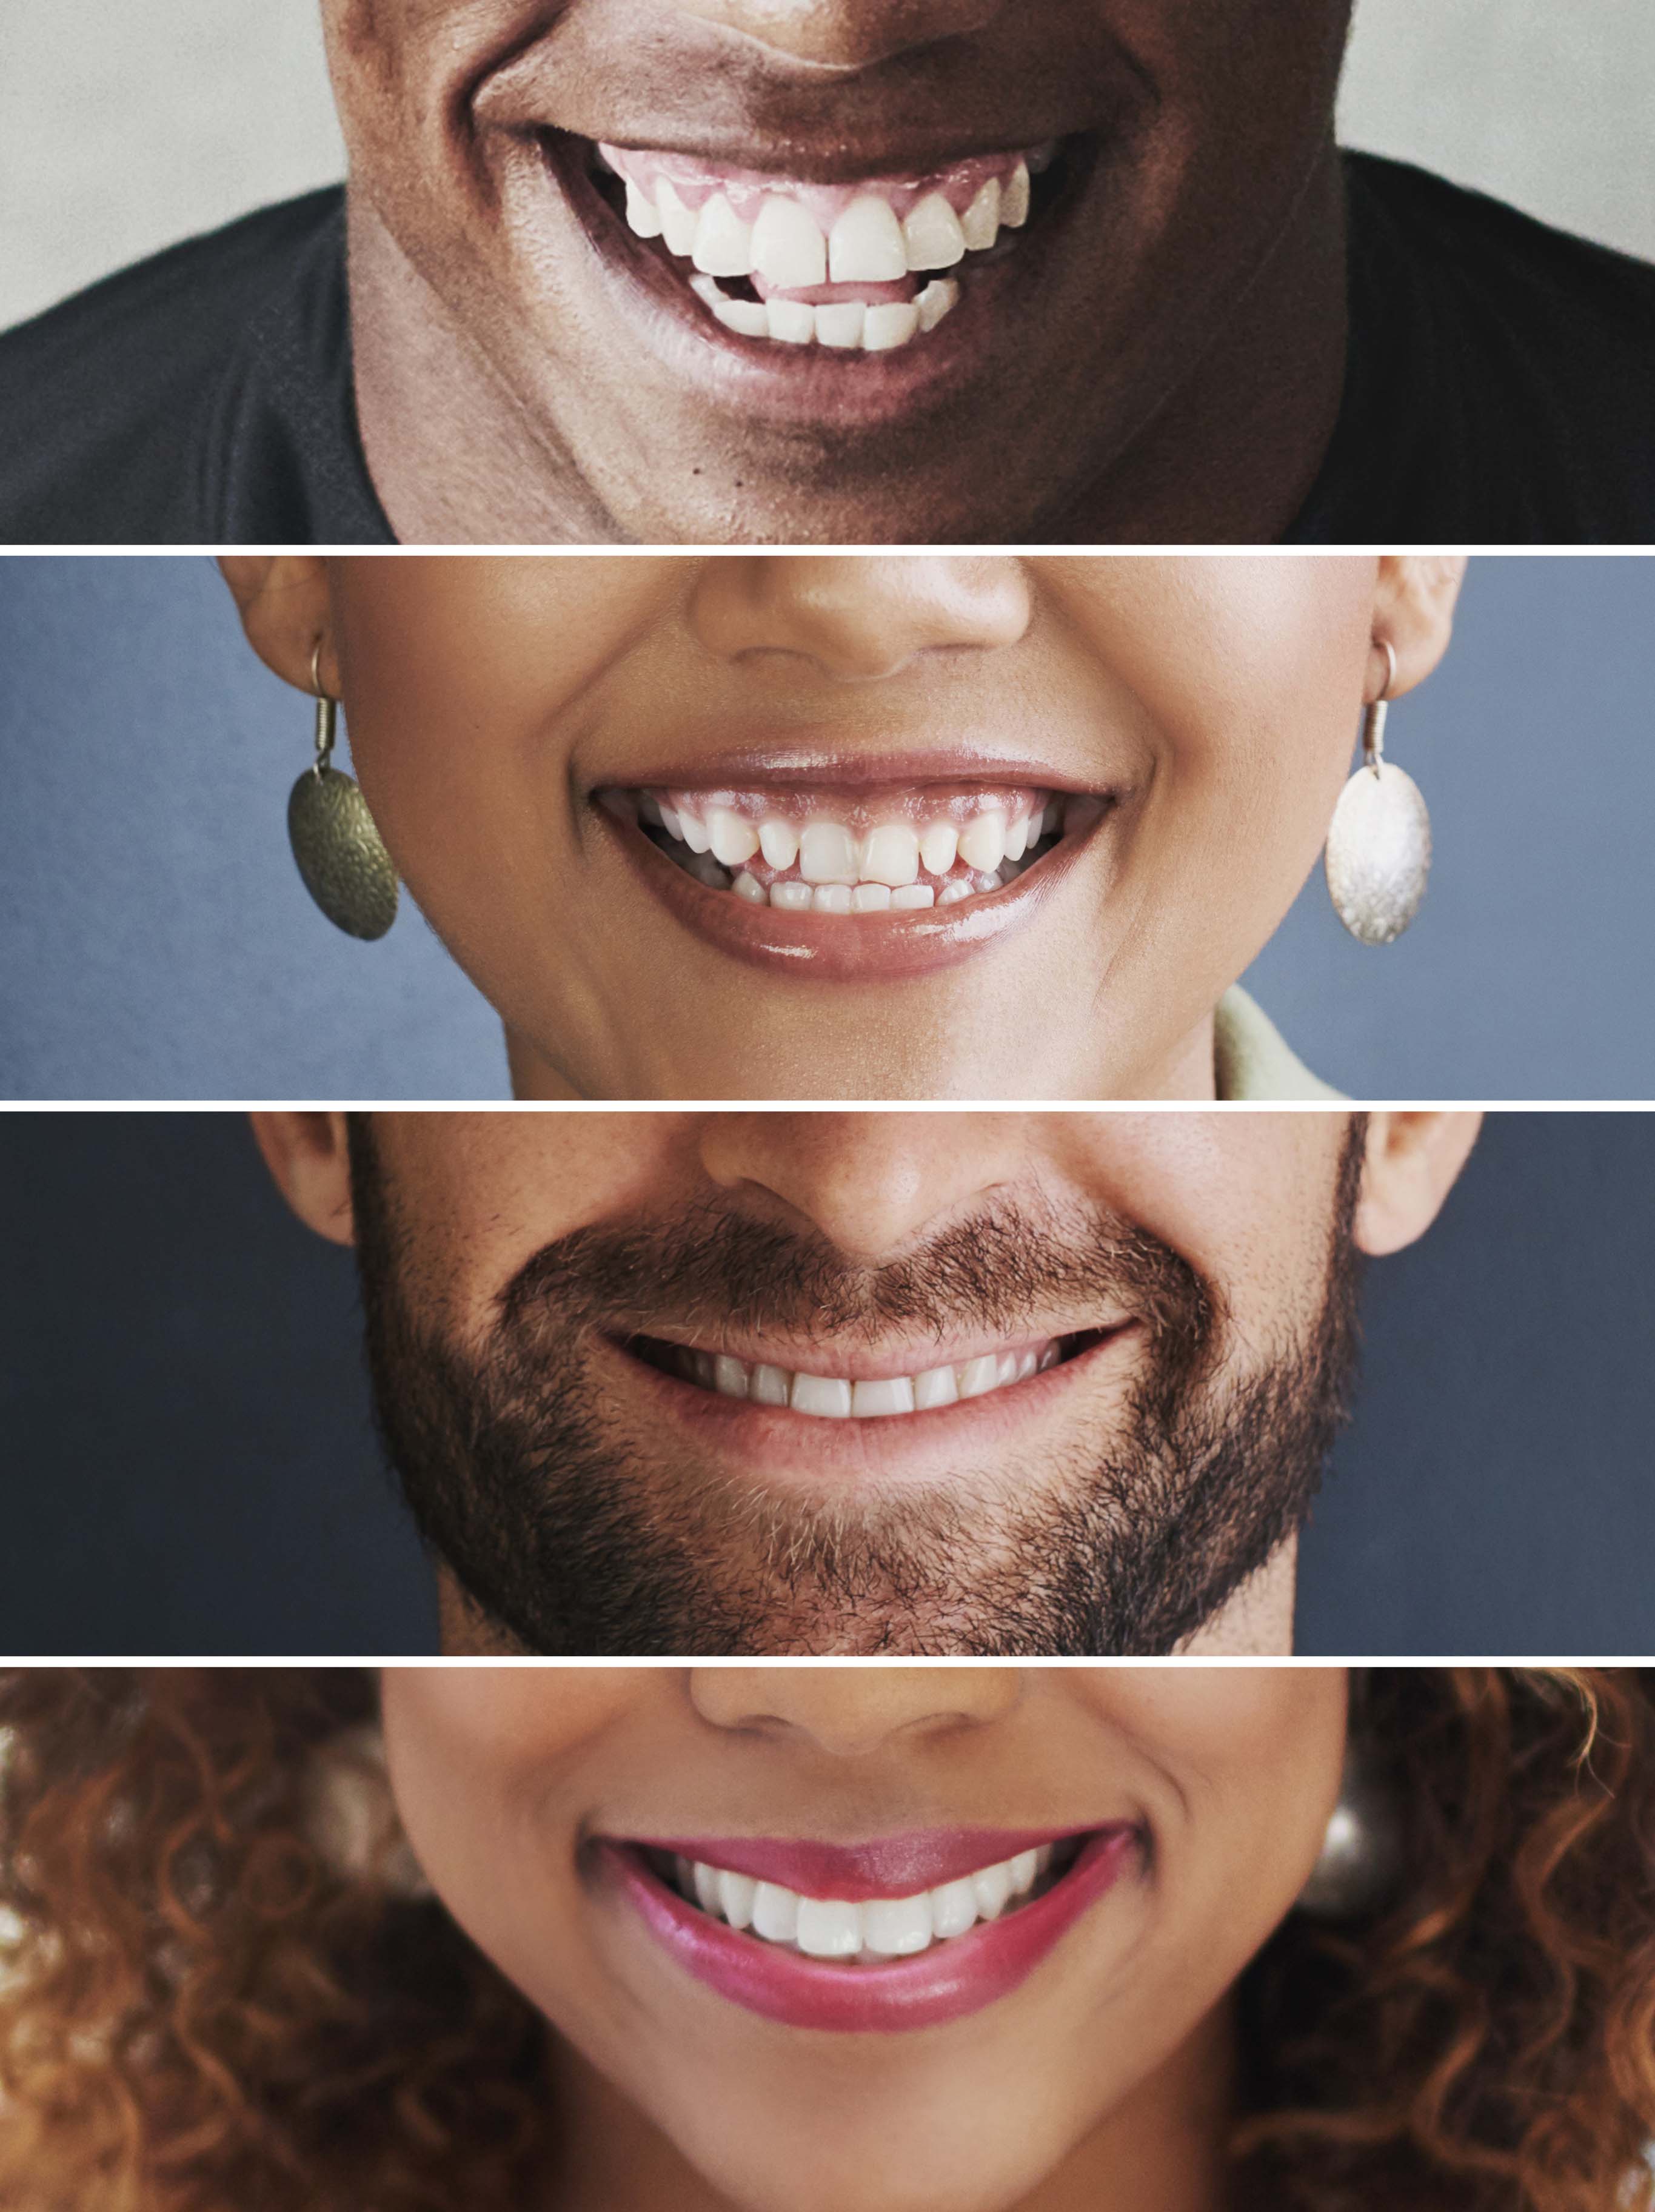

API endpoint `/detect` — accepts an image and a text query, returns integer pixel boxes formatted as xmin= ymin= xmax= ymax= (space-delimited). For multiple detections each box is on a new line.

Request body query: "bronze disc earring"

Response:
xmin=1324 ymin=638 xmax=1432 ymax=945
xmin=286 ymin=639 xmax=399 ymax=940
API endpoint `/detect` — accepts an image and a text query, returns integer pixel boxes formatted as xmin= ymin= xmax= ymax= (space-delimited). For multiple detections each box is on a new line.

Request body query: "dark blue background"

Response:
xmin=1 ymin=1110 xmax=1649 ymax=1656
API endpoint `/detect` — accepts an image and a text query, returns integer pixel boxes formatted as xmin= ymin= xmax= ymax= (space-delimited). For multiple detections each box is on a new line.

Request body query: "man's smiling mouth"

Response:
xmin=629 ymin=1327 xmax=1115 ymax=1418
xmin=586 ymin=139 xmax=1063 ymax=355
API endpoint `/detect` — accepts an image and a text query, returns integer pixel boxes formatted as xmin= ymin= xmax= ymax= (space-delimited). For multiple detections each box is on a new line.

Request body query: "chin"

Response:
xmin=662 ymin=2082 xmax=1068 ymax=2212
xmin=695 ymin=2146 xmax=1054 ymax=2212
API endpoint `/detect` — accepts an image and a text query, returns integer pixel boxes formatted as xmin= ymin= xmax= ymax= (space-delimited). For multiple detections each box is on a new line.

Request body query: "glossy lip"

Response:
xmin=601 ymin=1322 xmax=1138 ymax=1490
xmin=539 ymin=129 xmax=1098 ymax=432
xmin=604 ymin=1825 xmax=1140 ymax=2033
xmin=603 ymin=745 xmax=1099 ymax=793
xmin=638 ymin=1828 xmax=1094 ymax=1898
xmin=593 ymin=789 xmax=1111 ymax=982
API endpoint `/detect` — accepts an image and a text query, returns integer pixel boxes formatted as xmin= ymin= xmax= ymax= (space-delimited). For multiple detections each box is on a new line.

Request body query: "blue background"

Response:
xmin=0 ymin=554 xmax=1650 ymax=1101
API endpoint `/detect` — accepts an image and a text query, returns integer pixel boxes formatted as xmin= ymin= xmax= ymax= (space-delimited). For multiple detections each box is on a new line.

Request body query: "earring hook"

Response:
xmin=1362 ymin=638 xmax=1398 ymax=774
xmin=310 ymin=638 xmax=337 ymax=769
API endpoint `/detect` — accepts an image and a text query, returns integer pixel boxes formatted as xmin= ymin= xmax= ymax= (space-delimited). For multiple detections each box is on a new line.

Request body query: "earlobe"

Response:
xmin=1353 ymin=1111 xmax=1482 ymax=1257
xmin=1369 ymin=555 xmax=1469 ymax=698
xmin=217 ymin=555 xmax=338 ymax=694
xmin=249 ymin=1111 xmax=358 ymax=1246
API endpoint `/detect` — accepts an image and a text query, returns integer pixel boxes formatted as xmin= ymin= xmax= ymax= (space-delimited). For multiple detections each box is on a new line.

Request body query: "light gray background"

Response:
xmin=0 ymin=1110 xmax=1650 ymax=1655
xmin=2 ymin=1 xmax=1653 ymax=330
xmin=0 ymin=553 xmax=1651 ymax=1102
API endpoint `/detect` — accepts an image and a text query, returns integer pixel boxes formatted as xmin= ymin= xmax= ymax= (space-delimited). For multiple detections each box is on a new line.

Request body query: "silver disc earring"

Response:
xmin=1324 ymin=637 xmax=1431 ymax=945
xmin=1297 ymin=1740 xmax=1405 ymax=1920
xmin=286 ymin=640 xmax=400 ymax=940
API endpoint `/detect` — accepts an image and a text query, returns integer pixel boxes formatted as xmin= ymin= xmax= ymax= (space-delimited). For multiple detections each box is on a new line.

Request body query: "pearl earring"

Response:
xmin=1324 ymin=638 xmax=1432 ymax=945
xmin=302 ymin=1723 xmax=431 ymax=1899
xmin=286 ymin=639 xmax=400 ymax=940
xmin=1297 ymin=1741 xmax=1404 ymax=1920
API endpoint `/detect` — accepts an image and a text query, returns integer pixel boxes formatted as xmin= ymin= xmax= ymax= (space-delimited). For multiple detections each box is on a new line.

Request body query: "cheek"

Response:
xmin=380 ymin=1666 xmax=635 ymax=1898
xmin=1058 ymin=557 xmax=1374 ymax=937
xmin=1106 ymin=0 xmax=1349 ymax=147
xmin=327 ymin=558 xmax=677 ymax=912
xmin=369 ymin=1112 xmax=701 ymax=1330
xmin=1051 ymin=1113 xmax=1349 ymax=1331
xmin=1080 ymin=1669 xmax=1348 ymax=1948
xmin=1135 ymin=560 xmax=1371 ymax=857
xmin=325 ymin=1 xmax=533 ymax=151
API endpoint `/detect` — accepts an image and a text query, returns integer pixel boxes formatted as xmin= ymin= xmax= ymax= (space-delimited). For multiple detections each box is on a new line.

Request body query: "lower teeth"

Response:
xmin=689 ymin=274 xmax=960 ymax=354
xmin=654 ymin=832 xmax=1058 ymax=908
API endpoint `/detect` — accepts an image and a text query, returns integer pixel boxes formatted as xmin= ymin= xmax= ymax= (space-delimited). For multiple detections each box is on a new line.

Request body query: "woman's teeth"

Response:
xmin=627 ymin=786 xmax=1085 ymax=912
xmin=597 ymin=142 xmax=1051 ymax=352
xmin=671 ymin=1843 xmax=1057 ymax=1960
xmin=658 ymin=1338 xmax=1065 ymax=1416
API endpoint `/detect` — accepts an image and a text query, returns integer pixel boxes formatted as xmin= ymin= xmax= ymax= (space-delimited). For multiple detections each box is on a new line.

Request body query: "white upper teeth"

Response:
xmin=634 ymin=788 xmax=1073 ymax=912
xmin=668 ymin=1339 xmax=1063 ymax=1415
xmin=673 ymin=1842 xmax=1055 ymax=1959
xmin=601 ymin=144 xmax=1040 ymax=352
xmin=752 ymin=194 xmax=827 ymax=289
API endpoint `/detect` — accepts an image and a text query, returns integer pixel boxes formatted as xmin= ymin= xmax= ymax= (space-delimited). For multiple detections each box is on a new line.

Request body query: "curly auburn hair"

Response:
xmin=0 ymin=1669 xmax=1651 ymax=2212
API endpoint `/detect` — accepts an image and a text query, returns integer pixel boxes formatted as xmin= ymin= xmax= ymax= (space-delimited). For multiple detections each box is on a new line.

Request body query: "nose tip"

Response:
xmin=689 ymin=557 xmax=1032 ymax=683
xmin=670 ymin=0 xmax=1008 ymax=72
xmin=697 ymin=1113 xmax=1031 ymax=1267
xmin=689 ymin=1666 xmax=1024 ymax=1749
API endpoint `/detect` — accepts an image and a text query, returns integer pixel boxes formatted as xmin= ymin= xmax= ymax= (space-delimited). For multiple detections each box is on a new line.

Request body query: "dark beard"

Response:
xmin=347 ymin=1125 xmax=1364 ymax=1655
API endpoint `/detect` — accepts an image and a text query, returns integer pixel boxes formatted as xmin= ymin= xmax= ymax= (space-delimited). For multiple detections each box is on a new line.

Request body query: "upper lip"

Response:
xmin=591 ymin=746 xmax=1110 ymax=799
xmin=593 ymin=135 xmax=1074 ymax=192
xmin=508 ymin=113 xmax=1092 ymax=190
xmin=622 ymin=1827 xmax=1103 ymax=1899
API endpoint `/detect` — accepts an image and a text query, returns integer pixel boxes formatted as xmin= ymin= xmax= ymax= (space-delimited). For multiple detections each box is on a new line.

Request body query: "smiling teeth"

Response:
xmin=600 ymin=141 xmax=1046 ymax=351
xmin=631 ymin=788 xmax=1078 ymax=911
xmin=672 ymin=1843 xmax=1055 ymax=1959
xmin=665 ymin=1339 xmax=1064 ymax=1416
xmin=690 ymin=274 xmax=957 ymax=352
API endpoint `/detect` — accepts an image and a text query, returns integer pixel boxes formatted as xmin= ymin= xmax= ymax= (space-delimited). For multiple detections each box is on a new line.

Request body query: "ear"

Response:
xmin=250 ymin=1111 xmax=357 ymax=1247
xmin=218 ymin=556 xmax=341 ymax=695
xmin=1367 ymin=555 xmax=1468 ymax=701
xmin=1353 ymin=1111 xmax=1482 ymax=1257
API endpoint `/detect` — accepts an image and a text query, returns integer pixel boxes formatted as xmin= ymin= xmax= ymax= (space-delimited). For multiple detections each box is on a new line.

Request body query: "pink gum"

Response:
xmin=600 ymin=143 xmax=1039 ymax=229
xmin=659 ymin=785 xmax=1051 ymax=828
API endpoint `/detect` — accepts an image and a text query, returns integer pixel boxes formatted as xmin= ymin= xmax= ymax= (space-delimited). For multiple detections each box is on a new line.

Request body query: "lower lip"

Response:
xmin=606 ymin=1829 xmax=1139 ymax=2033
xmin=600 ymin=808 xmax=1100 ymax=981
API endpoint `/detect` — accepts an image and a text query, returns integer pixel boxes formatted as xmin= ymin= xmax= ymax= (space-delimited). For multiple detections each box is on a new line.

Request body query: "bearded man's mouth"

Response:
xmin=627 ymin=1326 xmax=1117 ymax=1419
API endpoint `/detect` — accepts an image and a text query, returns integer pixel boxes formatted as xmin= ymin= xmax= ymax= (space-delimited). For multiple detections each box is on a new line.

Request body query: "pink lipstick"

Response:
xmin=604 ymin=1825 xmax=1138 ymax=2033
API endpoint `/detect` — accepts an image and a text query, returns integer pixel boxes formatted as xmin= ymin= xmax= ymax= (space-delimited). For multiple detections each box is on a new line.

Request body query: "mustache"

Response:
xmin=493 ymin=1190 xmax=1220 ymax=1367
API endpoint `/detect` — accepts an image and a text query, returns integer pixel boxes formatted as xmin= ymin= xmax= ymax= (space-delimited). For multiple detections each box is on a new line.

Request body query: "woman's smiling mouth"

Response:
xmin=602 ymin=1826 xmax=1141 ymax=2031
xmin=602 ymin=780 xmax=1105 ymax=911
xmin=594 ymin=766 xmax=1117 ymax=980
